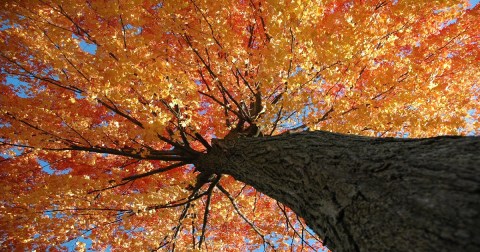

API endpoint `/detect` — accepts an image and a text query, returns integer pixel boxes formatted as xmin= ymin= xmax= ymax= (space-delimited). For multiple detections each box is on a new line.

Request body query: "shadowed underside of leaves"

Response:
xmin=0 ymin=0 xmax=478 ymax=251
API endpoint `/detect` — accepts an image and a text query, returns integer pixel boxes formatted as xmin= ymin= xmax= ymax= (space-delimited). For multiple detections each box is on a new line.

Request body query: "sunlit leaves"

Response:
xmin=0 ymin=0 xmax=478 ymax=250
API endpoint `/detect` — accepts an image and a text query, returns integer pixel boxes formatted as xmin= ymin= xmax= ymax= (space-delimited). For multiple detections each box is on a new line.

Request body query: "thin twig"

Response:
xmin=122 ymin=161 xmax=187 ymax=181
xmin=217 ymin=184 xmax=277 ymax=250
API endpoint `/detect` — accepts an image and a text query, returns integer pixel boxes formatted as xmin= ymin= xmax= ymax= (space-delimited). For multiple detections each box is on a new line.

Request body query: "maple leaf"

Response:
xmin=0 ymin=0 xmax=479 ymax=251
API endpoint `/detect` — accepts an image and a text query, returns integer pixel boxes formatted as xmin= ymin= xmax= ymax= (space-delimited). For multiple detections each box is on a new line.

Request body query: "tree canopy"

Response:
xmin=0 ymin=0 xmax=478 ymax=250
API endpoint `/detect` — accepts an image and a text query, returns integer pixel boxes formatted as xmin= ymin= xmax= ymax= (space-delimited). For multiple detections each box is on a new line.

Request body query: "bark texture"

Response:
xmin=195 ymin=131 xmax=480 ymax=252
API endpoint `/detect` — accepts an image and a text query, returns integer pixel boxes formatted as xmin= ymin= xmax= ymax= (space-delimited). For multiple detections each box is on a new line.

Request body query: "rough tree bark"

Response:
xmin=195 ymin=131 xmax=480 ymax=252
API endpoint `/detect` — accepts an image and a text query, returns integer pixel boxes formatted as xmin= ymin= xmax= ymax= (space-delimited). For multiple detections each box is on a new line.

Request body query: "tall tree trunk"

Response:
xmin=195 ymin=131 xmax=480 ymax=252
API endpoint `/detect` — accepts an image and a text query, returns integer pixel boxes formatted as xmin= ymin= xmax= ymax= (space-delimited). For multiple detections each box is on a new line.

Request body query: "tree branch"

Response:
xmin=216 ymin=184 xmax=276 ymax=250
xmin=122 ymin=161 xmax=187 ymax=181
xmin=198 ymin=175 xmax=221 ymax=249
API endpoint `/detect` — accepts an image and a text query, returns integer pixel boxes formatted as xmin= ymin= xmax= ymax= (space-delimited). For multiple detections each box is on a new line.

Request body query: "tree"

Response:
xmin=0 ymin=0 xmax=478 ymax=251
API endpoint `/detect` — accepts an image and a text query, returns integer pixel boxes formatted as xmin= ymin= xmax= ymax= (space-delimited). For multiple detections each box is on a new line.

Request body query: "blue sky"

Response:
xmin=3 ymin=0 xmax=479 ymax=251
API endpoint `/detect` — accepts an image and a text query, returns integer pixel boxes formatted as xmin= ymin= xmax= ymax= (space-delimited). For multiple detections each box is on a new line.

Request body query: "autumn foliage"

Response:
xmin=0 ymin=0 xmax=479 ymax=250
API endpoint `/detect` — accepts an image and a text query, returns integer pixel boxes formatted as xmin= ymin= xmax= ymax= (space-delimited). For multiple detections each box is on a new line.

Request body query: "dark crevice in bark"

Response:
xmin=195 ymin=131 xmax=480 ymax=251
